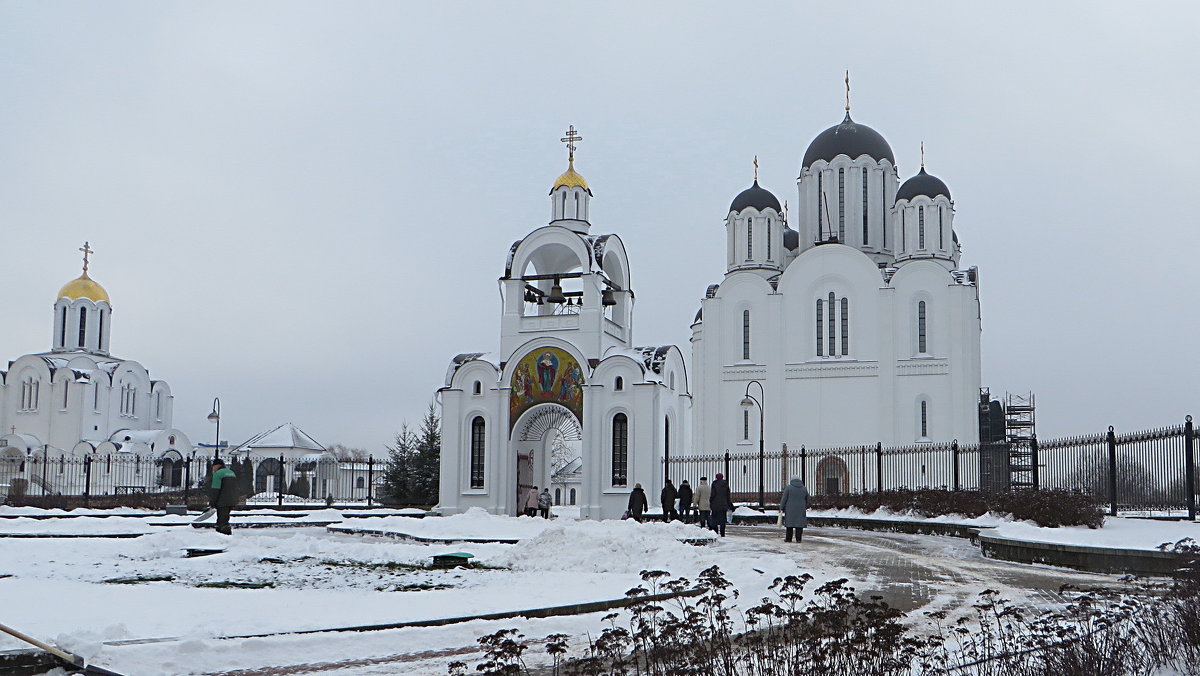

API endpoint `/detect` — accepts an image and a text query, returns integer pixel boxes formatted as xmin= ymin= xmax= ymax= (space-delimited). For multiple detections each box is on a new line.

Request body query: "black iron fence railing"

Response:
xmin=666 ymin=416 xmax=1199 ymax=517
xmin=0 ymin=453 xmax=382 ymax=508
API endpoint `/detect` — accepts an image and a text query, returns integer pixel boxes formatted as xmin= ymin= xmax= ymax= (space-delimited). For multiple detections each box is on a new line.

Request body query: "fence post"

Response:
xmin=1106 ymin=426 xmax=1118 ymax=516
xmin=951 ymin=440 xmax=960 ymax=492
xmin=800 ymin=446 xmax=806 ymax=486
xmin=723 ymin=450 xmax=730 ymax=483
xmin=1030 ymin=436 xmax=1040 ymax=490
xmin=781 ymin=444 xmax=788 ymax=494
xmin=83 ymin=455 xmax=92 ymax=507
xmin=1185 ymin=416 xmax=1195 ymax=521
xmin=875 ymin=442 xmax=883 ymax=493
xmin=184 ymin=454 xmax=192 ymax=506
xmin=277 ymin=454 xmax=285 ymax=507
xmin=367 ymin=456 xmax=374 ymax=507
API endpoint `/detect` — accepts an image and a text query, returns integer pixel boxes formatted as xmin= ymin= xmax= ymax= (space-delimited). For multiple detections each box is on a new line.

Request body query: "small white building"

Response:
xmin=439 ymin=130 xmax=691 ymax=520
xmin=0 ymin=247 xmax=192 ymax=494
xmin=691 ymin=106 xmax=983 ymax=489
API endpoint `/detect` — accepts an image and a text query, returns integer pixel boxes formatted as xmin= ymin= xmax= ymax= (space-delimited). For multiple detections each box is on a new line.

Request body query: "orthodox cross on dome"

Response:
xmin=920 ymin=141 xmax=925 ymax=169
xmin=753 ymin=155 xmax=759 ymax=182
xmin=79 ymin=241 xmax=94 ymax=275
xmin=844 ymin=70 xmax=851 ymax=113
xmin=560 ymin=125 xmax=583 ymax=163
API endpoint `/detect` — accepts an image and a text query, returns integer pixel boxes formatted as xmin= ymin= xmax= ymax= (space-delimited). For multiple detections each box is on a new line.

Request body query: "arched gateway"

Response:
xmin=437 ymin=128 xmax=691 ymax=520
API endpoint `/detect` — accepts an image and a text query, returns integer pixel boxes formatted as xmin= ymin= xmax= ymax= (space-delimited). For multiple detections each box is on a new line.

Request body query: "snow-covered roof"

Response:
xmin=110 ymin=430 xmax=161 ymax=444
xmin=231 ymin=423 xmax=325 ymax=454
xmin=445 ymin=352 xmax=495 ymax=386
xmin=633 ymin=345 xmax=673 ymax=375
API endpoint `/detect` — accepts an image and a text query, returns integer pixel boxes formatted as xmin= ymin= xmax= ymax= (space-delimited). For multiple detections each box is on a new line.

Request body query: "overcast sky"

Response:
xmin=0 ymin=3 xmax=1196 ymax=453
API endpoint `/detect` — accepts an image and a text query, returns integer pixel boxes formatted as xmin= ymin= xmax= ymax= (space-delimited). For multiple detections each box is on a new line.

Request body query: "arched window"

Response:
xmin=611 ymin=413 xmax=628 ymax=486
xmin=473 ymin=381 xmax=481 ymax=395
xmin=918 ymin=206 xmax=926 ymax=249
xmin=939 ymin=207 xmax=945 ymax=249
xmin=742 ymin=310 xmax=751 ymax=360
xmin=98 ymin=310 xmax=105 ymax=350
xmin=614 ymin=376 xmax=624 ymax=391
xmin=816 ymin=298 xmax=824 ymax=357
xmin=862 ymin=167 xmax=869 ymax=245
xmin=59 ymin=306 xmax=67 ymax=347
xmin=918 ymin=301 xmax=928 ymax=354
xmin=837 ymin=167 xmax=845 ymax=241
xmin=355 ymin=476 xmax=365 ymax=489
xmin=469 ymin=417 xmax=485 ymax=489
xmin=817 ymin=173 xmax=824 ymax=235
xmin=78 ymin=307 xmax=87 ymax=348
xmin=920 ymin=400 xmax=929 ymax=439
xmin=573 ymin=192 xmax=579 ymax=219
xmin=743 ymin=408 xmax=750 ymax=440
xmin=827 ymin=292 xmax=836 ymax=356
xmin=766 ymin=218 xmax=772 ymax=260
xmin=901 ymin=210 xmax=906 ymax=252
xmin=554 ymin=488 xmax=561 ymax=505
xmin=881 ymin=179 xmax=887 ymax=248
xmin=61 ymin=380 xmax=69 ymax=410
xmin=746 ymin=216 xmax=753 ymax=260
xmin=22 ymin=377 xmax=39 ymax=411
xmin=840 ymin=297 xmax=849 ymax=356
xmin=569 ymin=488 xmax=576 ymax=505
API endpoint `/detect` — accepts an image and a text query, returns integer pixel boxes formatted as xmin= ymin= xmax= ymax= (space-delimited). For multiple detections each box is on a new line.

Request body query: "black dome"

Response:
xmin=783 ymin=228 xmax=799 ymax=250
xmin=729 ymin=180 xmax=781 ymax=213
xmin=896 ymin=168 xmax=951 ymax=202
xmin=802 ymin=112 xmax=895 ymax=168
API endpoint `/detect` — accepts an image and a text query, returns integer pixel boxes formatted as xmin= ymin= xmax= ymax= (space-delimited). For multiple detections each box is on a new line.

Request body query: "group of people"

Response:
xmin=521 ymin=486 xmax=553 ymax=518
xmin=627 ymin=473 xmax=810 ymax=543
xmin=625 ymin=473 xmax=736 ymax=536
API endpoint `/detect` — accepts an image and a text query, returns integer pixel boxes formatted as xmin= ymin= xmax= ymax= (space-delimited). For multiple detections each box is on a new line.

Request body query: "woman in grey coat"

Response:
xmin=779 ymin=476 xmax=809 ymax=543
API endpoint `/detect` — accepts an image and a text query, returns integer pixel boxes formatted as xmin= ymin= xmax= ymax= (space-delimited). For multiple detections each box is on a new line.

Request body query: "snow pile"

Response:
xmin=336 ymin=507 xmax=558 ymax=540
xmin=809 ymin=506 xmax=1014 ymax=527
xmin=989 ymin=516 xmax=1200 ymax=551
xmin=501 ymin=519 xmax=715 ymax=574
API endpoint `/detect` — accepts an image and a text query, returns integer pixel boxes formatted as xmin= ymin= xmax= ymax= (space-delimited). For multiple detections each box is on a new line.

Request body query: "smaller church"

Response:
xmin=438 ymin=128 xmax=691 ymax=520
xmin=0 ymin=244 xmax=192 ymax=495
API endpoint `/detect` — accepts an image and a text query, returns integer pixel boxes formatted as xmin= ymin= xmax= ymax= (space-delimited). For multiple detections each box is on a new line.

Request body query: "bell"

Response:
xmin=601 ymin=288 xmax=616 ymax=306
xmin=547 ymin=281 xmax=566 ymax=304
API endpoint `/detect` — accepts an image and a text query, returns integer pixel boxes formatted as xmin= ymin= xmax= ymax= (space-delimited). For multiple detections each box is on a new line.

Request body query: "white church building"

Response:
xmin=691 ymin=100 xmax=983 ymax=465
xmin=0 ymin=246 xmax=192 ymax=493
xmin=438 ymin=129 xmax=691 ymax=520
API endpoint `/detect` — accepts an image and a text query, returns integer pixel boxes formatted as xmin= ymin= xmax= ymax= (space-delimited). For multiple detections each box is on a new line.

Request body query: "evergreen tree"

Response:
xmin=382 ymin=403 xmax=441 ymax=506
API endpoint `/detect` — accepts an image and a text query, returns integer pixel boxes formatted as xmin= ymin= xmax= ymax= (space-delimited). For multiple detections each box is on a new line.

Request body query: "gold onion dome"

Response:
xmin=58 ymin=273 xmax=110 ymax=303
xmin=552 ymin=159 xmax=590 ymax=192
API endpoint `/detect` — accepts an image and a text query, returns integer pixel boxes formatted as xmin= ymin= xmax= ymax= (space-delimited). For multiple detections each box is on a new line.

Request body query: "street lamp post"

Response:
xmin=741 ymin=381 xmax=765 ymax=509
xmin=207 ymin=397 xmax=221 ymax=461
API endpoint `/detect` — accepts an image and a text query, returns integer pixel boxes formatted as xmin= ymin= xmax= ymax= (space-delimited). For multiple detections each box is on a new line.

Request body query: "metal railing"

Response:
xmin=667 ymin=416 xmax=1198 ymax=516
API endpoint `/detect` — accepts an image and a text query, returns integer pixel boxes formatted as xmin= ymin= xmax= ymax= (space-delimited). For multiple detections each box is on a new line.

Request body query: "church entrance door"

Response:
xmin=511 ymin=403 xmax=582 ymax=517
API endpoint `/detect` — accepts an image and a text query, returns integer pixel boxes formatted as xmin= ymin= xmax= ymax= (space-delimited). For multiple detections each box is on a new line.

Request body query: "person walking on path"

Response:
xmin=709 ymin=473 xmax=732 ymax=537
xmin=538 ymin=488 xmax=552 ymax=518
xmin=695 ymin=477 xmax=711 ymax=529
xmin=660 ymin=479 xmax=678 ymax=522
xmin=780 ymin=476 xmax=809 ymax=543
xmin=677 ymin=480 xmax=694 ymax=523
xmin=523 ymin=486 xmax=539 ymax=517
xmin=208 ymin=459 xmax=239 ymax=536
xmin=627 ymin=483 xmax=648 ymax=522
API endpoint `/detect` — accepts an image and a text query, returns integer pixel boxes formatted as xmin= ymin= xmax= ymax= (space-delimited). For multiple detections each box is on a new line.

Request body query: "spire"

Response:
xmin=753 ymin=155 xmax=759 ymax=182
xmin=920 ymin=141 xmax=925 ymax=170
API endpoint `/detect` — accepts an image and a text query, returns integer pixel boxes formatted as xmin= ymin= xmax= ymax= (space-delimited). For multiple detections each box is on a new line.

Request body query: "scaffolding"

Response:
xmin=1005 ymin=392 xmax=1037 ymax=488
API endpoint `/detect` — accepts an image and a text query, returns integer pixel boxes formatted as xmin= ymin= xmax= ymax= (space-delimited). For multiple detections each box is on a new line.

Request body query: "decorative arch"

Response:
xmin=815 ymin=456 xmax=850 ymax=495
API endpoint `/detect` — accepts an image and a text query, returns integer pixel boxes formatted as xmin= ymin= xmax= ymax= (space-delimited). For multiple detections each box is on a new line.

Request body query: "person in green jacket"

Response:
xmin=209 ymin=459 xmax=238 ymax=535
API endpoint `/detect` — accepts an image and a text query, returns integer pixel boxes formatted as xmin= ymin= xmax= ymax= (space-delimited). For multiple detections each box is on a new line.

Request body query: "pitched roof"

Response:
xmin=231 ymin=423 xmax=325 ymax=454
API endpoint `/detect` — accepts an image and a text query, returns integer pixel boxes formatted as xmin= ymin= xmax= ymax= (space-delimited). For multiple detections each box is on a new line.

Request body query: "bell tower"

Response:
xmin=548 ymin=125 xmax=592 ymax=233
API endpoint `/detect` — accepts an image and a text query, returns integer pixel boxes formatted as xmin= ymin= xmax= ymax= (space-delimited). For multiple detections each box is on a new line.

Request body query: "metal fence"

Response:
xmin=0 ymin=452 xmax=384 ymax=507
xmin=667 ymin=416 xmax=1198 ymax=517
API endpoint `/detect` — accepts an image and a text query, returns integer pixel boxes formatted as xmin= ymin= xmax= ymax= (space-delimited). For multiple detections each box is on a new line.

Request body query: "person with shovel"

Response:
xmin=209 ymin=459 xmax=238 ymax=535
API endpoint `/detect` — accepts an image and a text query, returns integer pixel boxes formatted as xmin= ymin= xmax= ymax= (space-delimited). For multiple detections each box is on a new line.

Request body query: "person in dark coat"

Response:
xmin=537 ymin=488 xmax=552 ymax=518
xmin=627 ymin=483 xmax=648 ymax=522
xmin=779 ymin=476 xmax=809 ymax=543
xmin=677 ymin=480 xmax=694 ymax=523
xmin=660 ymin=480 xmax=678 ymax=522
xmin=709 ymin=473 xmax=732 ymax=537
xmin=208 ymin=459 xmax=239 ymax=535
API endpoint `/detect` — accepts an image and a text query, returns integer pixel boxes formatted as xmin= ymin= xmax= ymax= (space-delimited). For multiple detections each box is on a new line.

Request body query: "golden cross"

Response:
xmin=560 ymin=125 xmax=583 ymax=163
xmin=79 ymin=241 xmax=94 ymax=274
xmin=753 ymin=155 xmax=759 ymax=182
xmin=844 ymin=70 xmax=851 ymax=113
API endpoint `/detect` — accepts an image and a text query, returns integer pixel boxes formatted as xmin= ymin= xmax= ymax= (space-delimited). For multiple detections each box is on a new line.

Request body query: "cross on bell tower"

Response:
xmin=560 ymin=125 xmax=583 ymax=163
xmin=79 ymin=241 xmax=94 ymax=276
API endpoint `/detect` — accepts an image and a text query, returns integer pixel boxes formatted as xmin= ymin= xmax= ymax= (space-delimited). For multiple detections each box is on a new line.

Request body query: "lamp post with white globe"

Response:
xmin=741 ymin=381 xmax=765 ymax=508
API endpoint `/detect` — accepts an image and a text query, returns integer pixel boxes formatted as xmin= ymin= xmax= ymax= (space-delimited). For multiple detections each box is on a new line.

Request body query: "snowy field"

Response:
xmin=1 ymin=507 xmax=1194 ymax=675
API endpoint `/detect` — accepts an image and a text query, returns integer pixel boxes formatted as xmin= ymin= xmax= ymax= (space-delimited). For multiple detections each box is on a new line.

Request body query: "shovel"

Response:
xmin=0 ymin=621 xmax=125 ymax=675
xmin=193 ymin=507 xmax=217 ymax=522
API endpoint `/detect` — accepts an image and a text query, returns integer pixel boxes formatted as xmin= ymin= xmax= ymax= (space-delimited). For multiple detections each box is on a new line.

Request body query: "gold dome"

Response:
xmin=552 ymin=159 xmax=590 ymax=192
xmin=58 ymin=273 xmax=110 ymax=303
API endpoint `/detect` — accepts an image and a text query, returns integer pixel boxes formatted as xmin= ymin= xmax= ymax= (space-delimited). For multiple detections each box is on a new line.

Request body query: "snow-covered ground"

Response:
xmin=988 ymin=516 xmax=1200 ymax=551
